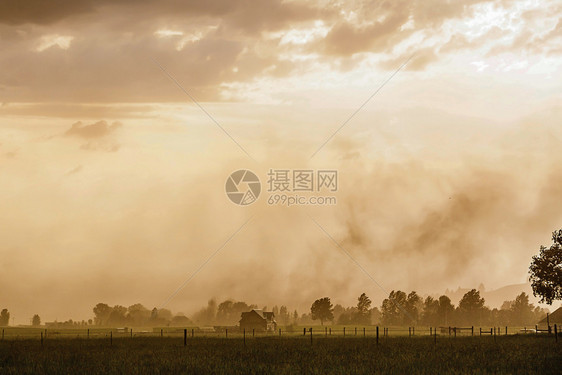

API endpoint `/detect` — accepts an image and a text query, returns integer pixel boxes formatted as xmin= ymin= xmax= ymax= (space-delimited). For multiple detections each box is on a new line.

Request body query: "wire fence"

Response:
xmin=1 ymin=324 xmax=560 ymax=344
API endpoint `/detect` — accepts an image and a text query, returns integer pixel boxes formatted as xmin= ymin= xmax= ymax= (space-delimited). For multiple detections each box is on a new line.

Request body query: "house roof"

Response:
xmin=539 ymin=306 xmax=562 ymax=324
xmin=239 ymin=309 xmax=276 ymax=322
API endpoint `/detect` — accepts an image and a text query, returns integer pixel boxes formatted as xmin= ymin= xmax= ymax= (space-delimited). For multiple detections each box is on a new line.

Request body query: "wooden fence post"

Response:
xmin=1 ymin=329 xmax=4 ymax=340
xmin=430 ymin=327 xmax=432 ymax=336
xmin=160 ymin=329 xmax=163 ymax=337
xmin=130 ymin=329 xmax=133 ymax=338
xmin=87 ymin=329 xmax=89 ymax=339
xmin=325 ymin=327 xmax=327 ymax=337
xmin=454 ymin=327 xmax=456 ymax=338
xmin=303 ymin=328 xmax=306 ymax=336
xmin=535 ymin=325 xmax=538 ymax=336
xmin=343 ymin=327 xmax=346 ymax=337
xmin=252 ymin=328 xmax=254 ymax=337
xmin=479 ymin=328 xmax=482 ymax=336
xmin=554 ymin=324 xmax=558 ymax=343
xmin=310 ymin=328 xmax=313 ymax=345
xmin=110 ymin=331 xmax=113 ymax=346
xmin=471 ymin=326 xmax=474 ymax=336
xmin=41 ymin=331 xmax=43 ymax=346
xmin=329 ymin=328 xmax=332 ymax=335
xmin=184 ymin=329 xmax=187 ymax=346
xmin=448 ymin=326 xmax=451 ymax=337
xmin=363 ymin=327 xmax=365 ymax=337
xmin=505 ymin=326 xmax=507 ymax=336
xmin=434 ymin=327 xmax=437 ymax=344
xmin=409 ymin=327 xmax=411 ymax=337
xmin=376 ymin=326 xmax=379 ymax=345
xmin=355 ymin=327 xmax=357 ymax=336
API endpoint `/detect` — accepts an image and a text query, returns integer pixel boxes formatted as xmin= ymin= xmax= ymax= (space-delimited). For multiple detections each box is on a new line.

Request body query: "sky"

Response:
xmin=0 ymin=0 xmax=561 ymax=324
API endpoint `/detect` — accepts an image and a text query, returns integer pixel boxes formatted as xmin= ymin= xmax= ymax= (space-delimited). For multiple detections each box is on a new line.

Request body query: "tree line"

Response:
xmin=309 ymin=290 xmax=548 ymax=327
xmin=0 ymin=290 xmax=550 ymax=328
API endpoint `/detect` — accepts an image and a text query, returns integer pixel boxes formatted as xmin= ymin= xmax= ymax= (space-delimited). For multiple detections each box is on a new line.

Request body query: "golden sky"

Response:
xmin=1 ymin=0 xmax=561 ymax=323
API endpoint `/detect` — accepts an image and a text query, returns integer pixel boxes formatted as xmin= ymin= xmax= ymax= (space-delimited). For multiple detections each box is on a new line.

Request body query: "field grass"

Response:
xmin=1 ymin=334 xmax=560 ymax=374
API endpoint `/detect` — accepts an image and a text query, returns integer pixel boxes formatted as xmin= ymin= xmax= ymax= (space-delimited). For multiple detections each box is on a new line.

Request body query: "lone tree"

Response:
xmin=458 ymin=289 xmax=485 ymax=312
xmin=0 ymin=309 xmax=10 ymax=326
xmin=356 ymin=293 xmax=372 ymax=325
xmin=32 ymin=314 xmax=41 ymax=326
xmin=310 ymin=297 xmax=334 ymax=325
xmin=93 ymin=303 xmax=112 ymax=325
xmin=458 ymin=289 xmax=485 ymax=324
xmin=529 ymin=229 xmax=562 ymax=304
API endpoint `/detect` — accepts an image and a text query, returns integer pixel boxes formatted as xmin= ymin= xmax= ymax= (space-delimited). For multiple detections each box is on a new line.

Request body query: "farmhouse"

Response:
xmin=538 ymin=306 xmax=562 ymax=328
xmin=239 ymin=309 xmax=277 ymax=332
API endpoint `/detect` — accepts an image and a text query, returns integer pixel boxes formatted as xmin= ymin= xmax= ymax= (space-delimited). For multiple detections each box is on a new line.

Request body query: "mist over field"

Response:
xmin=1 ymin=109 xmax=560 ymax=323
xmin=1 ymin=0 xmax=561 ymax=325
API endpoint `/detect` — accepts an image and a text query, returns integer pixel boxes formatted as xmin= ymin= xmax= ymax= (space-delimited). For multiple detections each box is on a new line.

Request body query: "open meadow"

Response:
xmin=1 ymin=331 xmax=560 ymax=374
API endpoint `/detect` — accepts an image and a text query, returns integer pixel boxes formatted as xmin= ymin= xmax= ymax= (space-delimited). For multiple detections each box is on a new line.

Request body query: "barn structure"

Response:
xmin=538 ymin=306 xmax=562 ymax=328
xmin=239 ymin=309 xmax=277 ymax=332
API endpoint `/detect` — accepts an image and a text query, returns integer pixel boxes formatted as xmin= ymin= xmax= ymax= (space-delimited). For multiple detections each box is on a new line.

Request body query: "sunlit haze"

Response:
xmin=1 ymin=0 xmax=561 ymax=325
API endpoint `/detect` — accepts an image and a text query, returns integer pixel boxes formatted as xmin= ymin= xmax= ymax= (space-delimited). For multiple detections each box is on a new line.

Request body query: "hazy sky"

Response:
xmin=1 ymin=0 xmax=561 ymax=324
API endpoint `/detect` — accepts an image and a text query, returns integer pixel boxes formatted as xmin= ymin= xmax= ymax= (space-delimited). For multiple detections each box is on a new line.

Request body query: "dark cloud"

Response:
xmin=0 ymin=0 xmax=559 ymax=108
xmin=0 ymin=0 xmax=100 ymax=25
xmin=0 ymin=27 xmax=282 ymax=103
xmin=63 ymin=120 xmax=123 ymax=152
xmin=0 ymin=0 xmax=323 ymax=31
xmin=0 ymin=0 xmax=154 ymax=25
xmin=0 ymin=0 xmax=327 ymax=105
xmin=65 ymin=120 xmax=122 ymax=138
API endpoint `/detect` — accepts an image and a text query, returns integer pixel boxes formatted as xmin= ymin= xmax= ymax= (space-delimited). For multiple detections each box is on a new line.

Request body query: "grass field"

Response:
xmin=1 ymin=334 xmax=560 ymax=374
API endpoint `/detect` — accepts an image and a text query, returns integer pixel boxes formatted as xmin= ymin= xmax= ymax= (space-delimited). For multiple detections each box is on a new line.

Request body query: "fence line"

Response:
xmin=0 ymin=325 xmax=560 ymax=344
